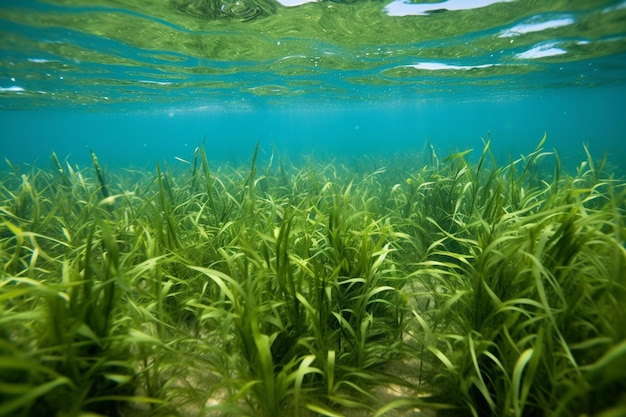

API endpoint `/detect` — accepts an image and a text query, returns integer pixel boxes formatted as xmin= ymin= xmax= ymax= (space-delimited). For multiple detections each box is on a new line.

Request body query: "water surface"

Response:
xmin=1 ymin=0 xmax=625 ymax=166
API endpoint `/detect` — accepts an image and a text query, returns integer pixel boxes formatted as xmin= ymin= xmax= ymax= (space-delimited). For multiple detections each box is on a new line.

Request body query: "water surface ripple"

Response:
xmin=1 ymin=0 xmax=625 ymax=109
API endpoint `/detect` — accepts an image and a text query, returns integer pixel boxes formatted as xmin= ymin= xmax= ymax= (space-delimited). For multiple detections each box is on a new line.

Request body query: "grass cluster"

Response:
xmin=1 ymin=137 xmax=625 ymax=417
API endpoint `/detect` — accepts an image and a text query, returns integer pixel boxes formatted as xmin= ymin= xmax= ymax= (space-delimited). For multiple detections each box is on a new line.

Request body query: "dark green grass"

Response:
xmin=1 ymin=138 xmax=625 ymax=417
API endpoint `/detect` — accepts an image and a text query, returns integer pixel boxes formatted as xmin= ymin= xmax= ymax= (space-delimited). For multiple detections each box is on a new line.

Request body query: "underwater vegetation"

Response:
xmin=1 ymin=137 xmax=625 ymax=417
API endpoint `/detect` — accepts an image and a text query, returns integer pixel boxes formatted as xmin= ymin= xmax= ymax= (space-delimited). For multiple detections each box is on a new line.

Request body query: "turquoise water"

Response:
xmin=1 ymin=0 xmax=626 ymax=168
xmin=2 ymin=3 xmax=626 ymax=416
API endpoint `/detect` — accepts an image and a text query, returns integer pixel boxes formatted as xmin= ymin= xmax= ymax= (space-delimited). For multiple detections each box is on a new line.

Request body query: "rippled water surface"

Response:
xmin=1 ymin=0 xmax=626 ymax=109
xmin=1 ymin=0 xmax=626 ymax=170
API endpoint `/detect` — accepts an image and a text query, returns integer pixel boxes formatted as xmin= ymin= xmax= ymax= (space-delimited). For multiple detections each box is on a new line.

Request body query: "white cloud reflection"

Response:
xmin=406 ymin=62 xmax=497 ymax=70
xmin=516 ymin=42 xmax=567 ymax=59
xmin=384 ymin=0 xmax=515 ymax=17
xmin=499 ymin=15 xmax=575 ymax=37
xmin=276 ymin=0 xmax=517 ymax=14
xmin=276 ymin=0 xmax=316 ymax=6
xmin=0 ymin=86 xmax=25 ymax=92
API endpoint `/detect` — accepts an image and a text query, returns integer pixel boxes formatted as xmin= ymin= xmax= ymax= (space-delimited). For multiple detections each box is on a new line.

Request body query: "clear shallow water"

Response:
xmin=1 ymin=4 xmax=626 ymax=416
xmin=1 ymin=0 xmax=626 ymax=167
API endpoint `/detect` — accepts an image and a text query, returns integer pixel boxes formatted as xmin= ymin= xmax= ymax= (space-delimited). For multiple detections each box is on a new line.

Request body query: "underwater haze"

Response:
xmin=1 ymin=1 xmax=626 ymax=417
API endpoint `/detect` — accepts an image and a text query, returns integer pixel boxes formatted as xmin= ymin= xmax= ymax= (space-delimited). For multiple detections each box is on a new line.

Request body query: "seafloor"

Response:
xmin=1 ymin=141 xmax=625 ymax=417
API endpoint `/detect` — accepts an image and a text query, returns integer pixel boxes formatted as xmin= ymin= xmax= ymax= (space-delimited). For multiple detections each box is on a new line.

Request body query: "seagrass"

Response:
xmin=0 ymin=139 xmax=624 ymax=417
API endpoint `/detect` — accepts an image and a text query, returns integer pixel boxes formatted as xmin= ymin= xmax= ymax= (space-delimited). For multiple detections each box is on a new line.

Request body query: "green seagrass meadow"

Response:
xmin=1 ymin=136 xmax=625 ymax=417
